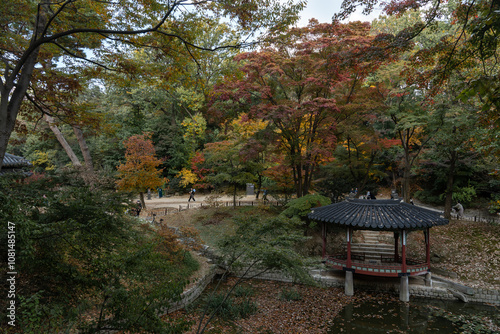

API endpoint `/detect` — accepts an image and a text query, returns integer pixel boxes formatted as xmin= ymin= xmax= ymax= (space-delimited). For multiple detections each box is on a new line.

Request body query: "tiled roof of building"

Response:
xmin=308 ymin=198 xmax=449 ymax=230
xmin=3 ymin=153 xmax=31 ymax=167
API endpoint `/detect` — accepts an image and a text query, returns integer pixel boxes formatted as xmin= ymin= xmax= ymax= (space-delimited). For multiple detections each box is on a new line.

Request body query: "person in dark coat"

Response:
xmin=136 ymin=200 xmax=142 ymax=216
xmin=188 ymin=188 xmax=196 ymax=202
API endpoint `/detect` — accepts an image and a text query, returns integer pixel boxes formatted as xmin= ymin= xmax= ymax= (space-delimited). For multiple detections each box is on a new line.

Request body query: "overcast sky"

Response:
xmin=295 ymin=0 xmax=382 ymax=26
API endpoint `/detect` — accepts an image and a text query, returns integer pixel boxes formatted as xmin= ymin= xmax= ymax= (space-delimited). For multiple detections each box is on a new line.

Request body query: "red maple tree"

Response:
xmin=210 ymin=21 xmax=399 ymax=197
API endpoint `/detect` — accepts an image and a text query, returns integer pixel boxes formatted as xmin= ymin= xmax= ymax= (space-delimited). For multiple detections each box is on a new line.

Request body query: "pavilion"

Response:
xmin=0 ymin=153 xmax=32 ymax=176
xmin=308 ymin=198 xmax=449 ymax=301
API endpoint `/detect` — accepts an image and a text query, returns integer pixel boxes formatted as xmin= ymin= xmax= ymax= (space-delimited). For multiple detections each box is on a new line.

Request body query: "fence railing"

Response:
xmin=450 ymin=213 xmax=499 ymax=225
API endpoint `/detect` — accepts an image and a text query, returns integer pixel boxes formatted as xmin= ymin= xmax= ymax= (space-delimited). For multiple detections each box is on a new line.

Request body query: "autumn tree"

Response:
xmin=116 ymin=133 xmax=163 ymax=209
xmin=338 ymin=0 xmax=500 ymax=148
xmin=210 ymin=21 xmax=399 ymax=197
xmin=365 ymin=4 xmax=499 ymax=203
xmin=0 ymin=0 xmax=306 ymax=170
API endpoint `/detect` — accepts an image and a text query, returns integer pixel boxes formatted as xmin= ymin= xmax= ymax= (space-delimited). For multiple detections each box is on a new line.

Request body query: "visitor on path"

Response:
xmin=188 ymin=188 xmax=196 ymax=202
xmin=136 ymin=200 xmax=142 ymax=216
xmin=263 ymin=189 xmax=268 ymax=202
xmin=452 ymin=202 xmax=464 ymax=218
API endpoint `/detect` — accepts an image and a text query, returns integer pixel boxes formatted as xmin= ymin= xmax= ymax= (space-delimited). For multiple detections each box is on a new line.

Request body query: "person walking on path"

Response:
xmin=135 ymin=200 xmax=142 ymax=216
xmin=188 ymin=188 xmax=196 ymax=202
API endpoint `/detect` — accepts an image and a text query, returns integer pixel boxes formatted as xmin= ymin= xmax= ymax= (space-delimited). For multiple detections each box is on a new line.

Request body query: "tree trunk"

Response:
xmin=444 ymin=150 xmax=458 ymax=219
xmin=45 ymin=115 xmax=82 ymax=167
xmin=140 ymin=192 xmax=146 ymax=210
xmin=0 ymin=7 xmax=47 ymax=170
xmin=73 ymin=125 xmax=94 ymax=172
xmin=233 ymin=182 xmax=237 ymax=208
xmin=255 ymin=174 xmax=262 ymax=199
xmin=401 ymin=135 xmax=412 ymax=203
xmin=355 ymin=152 xmax=377 ymax=198
xmin=402 ymin=162 xmax=411 ymax=203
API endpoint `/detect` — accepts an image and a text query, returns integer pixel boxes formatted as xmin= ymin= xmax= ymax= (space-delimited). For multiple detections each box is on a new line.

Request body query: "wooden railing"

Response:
xmin=325 ymin=254 xmax=429 ymax=277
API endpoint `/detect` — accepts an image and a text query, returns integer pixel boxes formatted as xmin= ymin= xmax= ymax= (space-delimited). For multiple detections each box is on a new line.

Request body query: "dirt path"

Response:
xmin=139 ymin=193 xmax=270 ymax=210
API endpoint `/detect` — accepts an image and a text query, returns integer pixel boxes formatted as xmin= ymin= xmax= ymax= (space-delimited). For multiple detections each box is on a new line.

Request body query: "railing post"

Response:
xmin=401 ymin=229 xmax=407 ymax=274
xmin=425 ymin=228 xmax=430 ymax=268
xmin=346 ymin=227 xmax=352 ymax=268
xmin=322 ymin=222 xmax=326 ymax=259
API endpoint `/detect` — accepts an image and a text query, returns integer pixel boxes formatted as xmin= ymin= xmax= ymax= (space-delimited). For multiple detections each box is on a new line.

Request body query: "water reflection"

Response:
xmin=328 ymin=298 xmax=499 ymax=333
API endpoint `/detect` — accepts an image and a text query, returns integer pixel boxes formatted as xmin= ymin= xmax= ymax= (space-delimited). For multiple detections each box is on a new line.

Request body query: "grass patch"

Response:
xmin=279 ymin=287 xmax=302 ymax=301
xmin=203 ymin=292 xmax=258 ymax=320
xmin=233 ymin=284 xmax=255 ymax=298
xmin=185 ymin=207 xmax=277 ymax=249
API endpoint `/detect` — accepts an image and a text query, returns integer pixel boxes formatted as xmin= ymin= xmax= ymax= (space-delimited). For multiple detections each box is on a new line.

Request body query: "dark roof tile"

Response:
xmin=308 ymin=198 xmax=448 ymax=230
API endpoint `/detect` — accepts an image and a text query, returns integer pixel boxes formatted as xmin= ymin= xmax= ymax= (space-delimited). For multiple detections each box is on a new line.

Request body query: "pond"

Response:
xmin=328 ymin=298 xmax=499 ymax=333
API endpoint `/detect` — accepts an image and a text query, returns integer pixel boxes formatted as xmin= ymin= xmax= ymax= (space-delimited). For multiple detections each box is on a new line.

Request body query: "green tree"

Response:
xmin=281 ymin=194 xmax=331 ymax=221
xmin=338 ymin=0 xmax=500 ymax=149
xmin=196 ymin=212 xmax=314 ymax=333
xmin=204 ymin=140 xmax=257 ymax=207
xmin=0 ymin=172 xmax=196 ymax=333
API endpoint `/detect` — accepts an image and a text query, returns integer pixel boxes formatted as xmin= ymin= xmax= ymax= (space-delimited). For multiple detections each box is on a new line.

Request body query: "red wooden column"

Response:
xmin=394 ymin=232 xmax=399 ymax=262
xmin=346 ymin=227 xmax=352 ymax=268
xmin=425 ymin=228 xmax=430 ymax=267
xmin=401 ymin=229 xmax=407 ymax=274
xmin=322 ymin=222 xmax=326 ymax=258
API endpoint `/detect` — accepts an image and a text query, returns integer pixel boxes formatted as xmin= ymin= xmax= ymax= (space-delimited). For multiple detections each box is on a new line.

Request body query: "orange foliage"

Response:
xmin=116 ymin=133 xmax=163 ymax=193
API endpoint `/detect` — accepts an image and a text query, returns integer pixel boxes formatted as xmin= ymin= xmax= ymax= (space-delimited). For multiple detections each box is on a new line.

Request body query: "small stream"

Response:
xmin=328 ymin=298 xmax=499 ymax=333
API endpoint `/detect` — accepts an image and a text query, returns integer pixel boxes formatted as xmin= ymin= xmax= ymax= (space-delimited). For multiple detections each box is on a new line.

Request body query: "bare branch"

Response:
xmin=10 ymin=0 xmax=181 ymax=82
xmin=441 ymin=0 xmax=476 ymax=77
xmin=41 ymin=0 xmax=76 ymax=38
xmin=51 ymin=41 xmax=116 ymax=71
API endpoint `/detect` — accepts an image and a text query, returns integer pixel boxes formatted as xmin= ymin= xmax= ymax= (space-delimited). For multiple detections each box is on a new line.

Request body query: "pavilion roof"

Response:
xmin=1 ymin=153 xmax=32 ymax=176
xmin=3 ymin=153 xmax=31 ymax=168
xmin=308 ymin=198 xmax=448 ymax=230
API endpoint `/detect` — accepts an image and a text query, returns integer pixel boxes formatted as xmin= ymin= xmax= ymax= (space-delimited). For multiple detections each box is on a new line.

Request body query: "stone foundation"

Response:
xmin=233 ymin=267 xmax=500 ymax=305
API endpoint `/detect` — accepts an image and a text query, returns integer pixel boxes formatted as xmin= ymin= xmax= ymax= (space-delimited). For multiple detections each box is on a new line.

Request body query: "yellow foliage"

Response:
xmin=31 ymin=150 xmax=55 ymax=171
xmin=181 ymin=113 xmax=207 ymax=148
xmin=176 ymin=168 xmax=198 ymax=188
xmin=176 ymin=86 xmax=204 ymax=112
xmin=228 ymin=114 xmax=268 ymax=140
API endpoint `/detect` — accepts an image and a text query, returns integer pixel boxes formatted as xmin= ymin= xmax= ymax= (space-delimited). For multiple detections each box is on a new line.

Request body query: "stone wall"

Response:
xmin=159 ymin=263 xmax=498 ymax=317
xmin=160 ymin=264 xmax=218 ymax=315
xmin=232 ymin=267 xmax=500 ymax=305
xmin=159 ymin=245 xmax=498 ymax=315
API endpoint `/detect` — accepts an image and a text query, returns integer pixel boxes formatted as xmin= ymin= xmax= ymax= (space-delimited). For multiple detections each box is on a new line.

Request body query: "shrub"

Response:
xmin=203 ymin=292 xmax=258 ymax=320
xmin=488 ymin=194 xmax=500 ymax=214
xmin=451 ymin=185 xmax=477 ymax=205
xmin=233 ymin=285 xmax=255 ymax=298
xmin=281 ymin=194 xmax=331 ymax=221
xmin=0 ymin=171 xmax=196 ymax=333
